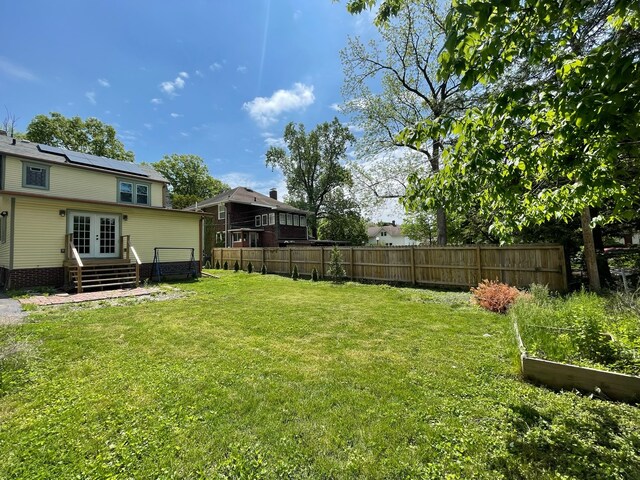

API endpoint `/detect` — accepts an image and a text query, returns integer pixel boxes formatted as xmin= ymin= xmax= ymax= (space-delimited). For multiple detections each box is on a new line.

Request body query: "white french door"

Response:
xmin=68 ymin=212 xmax=120 ymax=258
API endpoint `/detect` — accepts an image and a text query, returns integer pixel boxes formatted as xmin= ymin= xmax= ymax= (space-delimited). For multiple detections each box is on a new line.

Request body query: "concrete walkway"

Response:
xmin=0 ymin=293 xmax=27 ymax=326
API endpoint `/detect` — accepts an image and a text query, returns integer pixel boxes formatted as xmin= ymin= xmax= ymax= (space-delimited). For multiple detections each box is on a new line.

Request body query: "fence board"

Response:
xmin=211 ymin=244 xmax=568 ymax=291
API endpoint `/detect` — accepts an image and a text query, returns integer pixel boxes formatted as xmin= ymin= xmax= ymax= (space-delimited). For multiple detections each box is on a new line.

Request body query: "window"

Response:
xmin=218 ymin=205 xmax=226 ymax=220
xmin=300 ymin=215 xmax=306 ymax=227
xmin=118 ymin=180 xmax=150 ymax=205
xmin=293 ymin=215 xmax=300 ymax=227
xmin=269 ymin=213 xmax=275 ymax=225
xmin=262 ymin=214 xmax=268 ymax=226
xmin=380 ymin=231 xmax=387 ymax=237
xmin=232 ymin=232 xmax=242 ymax=243
xmin=255 ymin=215 xmax=261 ymax=227
xmin=279 ymin=213 xmax=286 ymax=225
xmin=136 ymin=184 xmax=149 ymax=205
xmin=23 ymin=162 xmax=49 ymax=190
xmin=216 ymin=232 xmax=224 ymax=242
xmin=287 ymin=213 xmax=293 ymax=225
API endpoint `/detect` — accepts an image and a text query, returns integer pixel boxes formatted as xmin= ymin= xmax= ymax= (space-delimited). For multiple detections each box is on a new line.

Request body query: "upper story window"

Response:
xmin=255 ymin=215 xmax=261 ymax=227
xmin=269 ymin=213 xmax=275 ymax=225
xmin=293 ymin=215 xmax=300 ymax=226
xmin=287 ymin=213 xmax=293 ymax=225
xmin=262 ymin=214 xmax=268 ymax=226
xmin=279 ymin=213 xmax=286 ymax=225
xmin=23 ymin=161 xmax=50 ymax=190
xmin=380 ymin=231 xmax=387 ymax=237
xmin=300 ymin=215 xmax=306 ymax=227
xmin=218 ymin=205 xmax=226 ymax=220
xmin=118 ymin=179 xmax=150 ymax=205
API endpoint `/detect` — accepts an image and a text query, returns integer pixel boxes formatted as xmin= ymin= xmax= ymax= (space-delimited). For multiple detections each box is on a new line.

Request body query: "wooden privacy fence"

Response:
xmin=211 ymin=244 xmax=568 ymax=291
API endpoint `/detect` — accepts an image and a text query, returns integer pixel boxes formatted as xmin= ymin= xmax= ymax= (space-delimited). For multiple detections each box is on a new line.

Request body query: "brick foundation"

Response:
xmin=2 ymin=261 xmax=201 ymax=291
xmin=6 ymin=267 xmax=65 ymax=290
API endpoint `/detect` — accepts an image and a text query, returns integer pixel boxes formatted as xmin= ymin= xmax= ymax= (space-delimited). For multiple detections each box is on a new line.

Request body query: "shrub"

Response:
xmin=291 ymin=265 xmax=299 ymax=281
xmin=247 ymin=262 xmax=253 ymax=274
xmin=223 ymin=261 xmax=229 ymax=270
xmin=471 ymin=279 xmax=521 ymax=313
xmin=528 ymin=283 xmax=551 ymax=305
xmin=234 ymin=260 xmax=240 ymax=273
xmin=327 ymin=246 xmax=346 ymax=283
xmin=215 ymin=259 xmax=221 ymax=269
xmin=261 ymin=264 xmax=267 ymax=275
xmin=311 ymin=268 xmax=319 ymax=282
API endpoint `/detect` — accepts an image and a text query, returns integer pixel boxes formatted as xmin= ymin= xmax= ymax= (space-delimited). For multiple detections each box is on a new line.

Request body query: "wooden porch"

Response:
xmin=64 ymin=234 xmax=142 ymax=293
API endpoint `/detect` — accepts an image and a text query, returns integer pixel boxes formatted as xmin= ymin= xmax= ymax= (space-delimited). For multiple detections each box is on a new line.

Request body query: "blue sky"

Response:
xmin=2 ymin=0 xmax=379 ymax=201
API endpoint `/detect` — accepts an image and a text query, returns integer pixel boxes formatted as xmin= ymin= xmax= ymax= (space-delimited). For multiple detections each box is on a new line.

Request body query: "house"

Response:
xmin=187 ymin=187 xmax=309 ymax=248
xmin=367 ymin=221 xmax=417 ymax=246
xmin=0 ymin=134 xmax=203 ymax=291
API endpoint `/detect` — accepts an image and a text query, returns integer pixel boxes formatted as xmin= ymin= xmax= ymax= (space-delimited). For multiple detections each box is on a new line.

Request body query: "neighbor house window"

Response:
xmin=279 ymin=213 xmax=286 ymax=225
xmin=218 ymin=205 xmax=226 ymax=220
xmin=293 ymin=215 xmax=300 ymax=227
xmin=262 ymin=214 xmax=268 ymax=226
xmin=232 ymin=232 xmax=242 ymax=242
xmin=255 ymin=215 xmax=261 ymax=227
xmin=23 ymin=162 xmax=50 ymax=190
xmin=215 ymin=232 xmax=224 ymax=242
xmin=300 ymin=215 xmax=306 ymax=227
xmin=118 ymin=180 xmax=150 ymax=205
xmin=287 ymin=213 xmax=293 ymax=225
xmin=269 ymin=213 xmax=275 ymax=225
xmin=380 ymin=231 xmax=387 ymax=237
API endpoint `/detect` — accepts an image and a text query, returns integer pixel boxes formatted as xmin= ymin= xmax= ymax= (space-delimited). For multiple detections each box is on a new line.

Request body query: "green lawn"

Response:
xmin=1 ymin=272 xmax=639 ymax=479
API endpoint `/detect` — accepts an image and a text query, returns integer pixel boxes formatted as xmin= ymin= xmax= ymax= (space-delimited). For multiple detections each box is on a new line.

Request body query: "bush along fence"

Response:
xmin=211 ymin=245 xmax=569 ymax=291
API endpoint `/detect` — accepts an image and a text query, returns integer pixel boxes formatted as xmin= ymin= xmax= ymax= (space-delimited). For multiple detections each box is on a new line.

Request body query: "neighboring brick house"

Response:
xmin=188 ymin=187 xmax=310 ymax=248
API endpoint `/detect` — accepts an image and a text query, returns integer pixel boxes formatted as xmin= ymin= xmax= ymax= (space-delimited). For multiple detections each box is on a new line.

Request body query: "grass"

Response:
xmin=0 ymin=272 xmax=639 ymax=479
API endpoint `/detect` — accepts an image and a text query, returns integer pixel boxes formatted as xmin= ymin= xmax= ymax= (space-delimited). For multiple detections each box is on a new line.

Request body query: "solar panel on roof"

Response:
xmin=37 ymin=144 xmax=148 ymax=177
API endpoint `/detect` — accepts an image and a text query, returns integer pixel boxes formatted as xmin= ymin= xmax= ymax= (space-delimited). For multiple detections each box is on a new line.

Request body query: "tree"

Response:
xmin=1 ymin=107 xmax=20 ymax=137
xmin=341 ymin=2 xmax=474 ymax=245
xmin=265 ymin=118 xmax=355 ymax=238
xmin=25 ymin=112 xmax=134 ymax=161
xmin=317 ymin=189 xmax=368 ymax=245
xmin=349 ymin=0 xmax=640 ymax=291
xmin=150 ymin=154 xmax=229 ymax=209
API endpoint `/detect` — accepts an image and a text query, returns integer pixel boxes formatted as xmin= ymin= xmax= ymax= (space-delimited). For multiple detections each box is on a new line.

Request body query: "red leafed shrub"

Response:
xmin=471 ymin=279 xmax=521 ymax=313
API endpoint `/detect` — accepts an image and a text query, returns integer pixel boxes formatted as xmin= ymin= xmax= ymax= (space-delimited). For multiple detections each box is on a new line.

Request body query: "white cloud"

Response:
xmin=98 ymin=78 xmax=110 ymax=87
xmin=261 ymin=132 xmax=286 ymax=149
xmin=170 ymin=113 xmax=183 ymax=118
xmin=143 ymin=123 xmax=152 ymax=130
xmin=243 ymin=83 xmax=315 ymax=128
xmin=150 ymin=98 xmax=163 ymax=105
xmin=209 ymin=62 xmax=223 ymax=71
xmin=195 ymin=70 xmax=204 ymax=77
xmin=330 ymin=103 xmax=342 ymax=112
xmin=237 ymin=65 xmax=247 ymax=74
xmin=180 ymin=132 xmax=189 ymax=137
xmin=220 ymin=172 xmax=287 ymax=196
xmin=0 ymin=57 xmax=37 ymax=81
xmin=160 ymin=72 xmax=188 ymax=95
xmin=293 ymin=9 xmax=302 ymax=21
xmin=85 ymin=91 xmax=96 ymax=104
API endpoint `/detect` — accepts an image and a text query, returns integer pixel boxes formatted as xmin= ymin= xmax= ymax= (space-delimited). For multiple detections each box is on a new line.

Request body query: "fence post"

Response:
xmin=410 ymin=246 xmax=416 ymax=285
xmin=288 ymin=247 xmax=292 ymax=274
xmin=350 ymin=247 xmax=354 ymax=280
xmin=476 ymin=246 xmax=482 ymax=283
xmin=240 ymin=248 xmax=243 ymax=270
xmin=320 ymin=247 xmax=325 ymax=278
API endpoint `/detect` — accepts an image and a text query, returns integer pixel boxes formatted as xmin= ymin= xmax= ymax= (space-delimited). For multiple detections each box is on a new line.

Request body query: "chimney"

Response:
xmin=269 ymin=188 xmax=278 ymax=200
xmin=391 ymin=220 xmax=396 ymax=227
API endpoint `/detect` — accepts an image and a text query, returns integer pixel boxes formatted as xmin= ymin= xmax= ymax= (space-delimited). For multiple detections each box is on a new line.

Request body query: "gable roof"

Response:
xmin=0 ymin=135 xmax=167 ymax=183
xmin=367 ymin=225 xmax=403 ymax=237
xmin=186 ymin=186 xmax=309 ymax=214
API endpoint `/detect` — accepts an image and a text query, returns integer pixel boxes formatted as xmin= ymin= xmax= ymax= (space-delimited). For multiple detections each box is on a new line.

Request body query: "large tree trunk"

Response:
xmin=436 ymin=207 xmax=447 ymax=246
xmin=581 ymin=206 xmax=601 ymax=292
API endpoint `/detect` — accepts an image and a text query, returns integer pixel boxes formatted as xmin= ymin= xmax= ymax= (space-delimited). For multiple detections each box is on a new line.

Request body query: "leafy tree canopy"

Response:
xmin=265 ymin=118 xmax=355 ymax=237
xmin=317 ymin=188 xmax=368 ymax=245
xmin=150 ymin=154 xmax=229 ymax=209
xmin=25 ymin=112 xmax=134 ymax=162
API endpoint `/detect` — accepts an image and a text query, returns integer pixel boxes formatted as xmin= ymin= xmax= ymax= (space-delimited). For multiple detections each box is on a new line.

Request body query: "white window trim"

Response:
xmin=269 ymin=213 xmax=275 ymax=225
xmin=218 ymin=205 xmax=225 ymax=220
xmin=287 ymin=213 xmax=293 ymax=225
xmin=300 ymin=215 xmax=306 ymax=227
xmin=255 ymin=215 xmax=261 ymax=227
xmin=118 ymin=179 xmax=151 ymax=205
xmin=262 ymin=214 xmax=268 ymax=226
xmin=279 ymin=213 xmax=286 ymax=225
